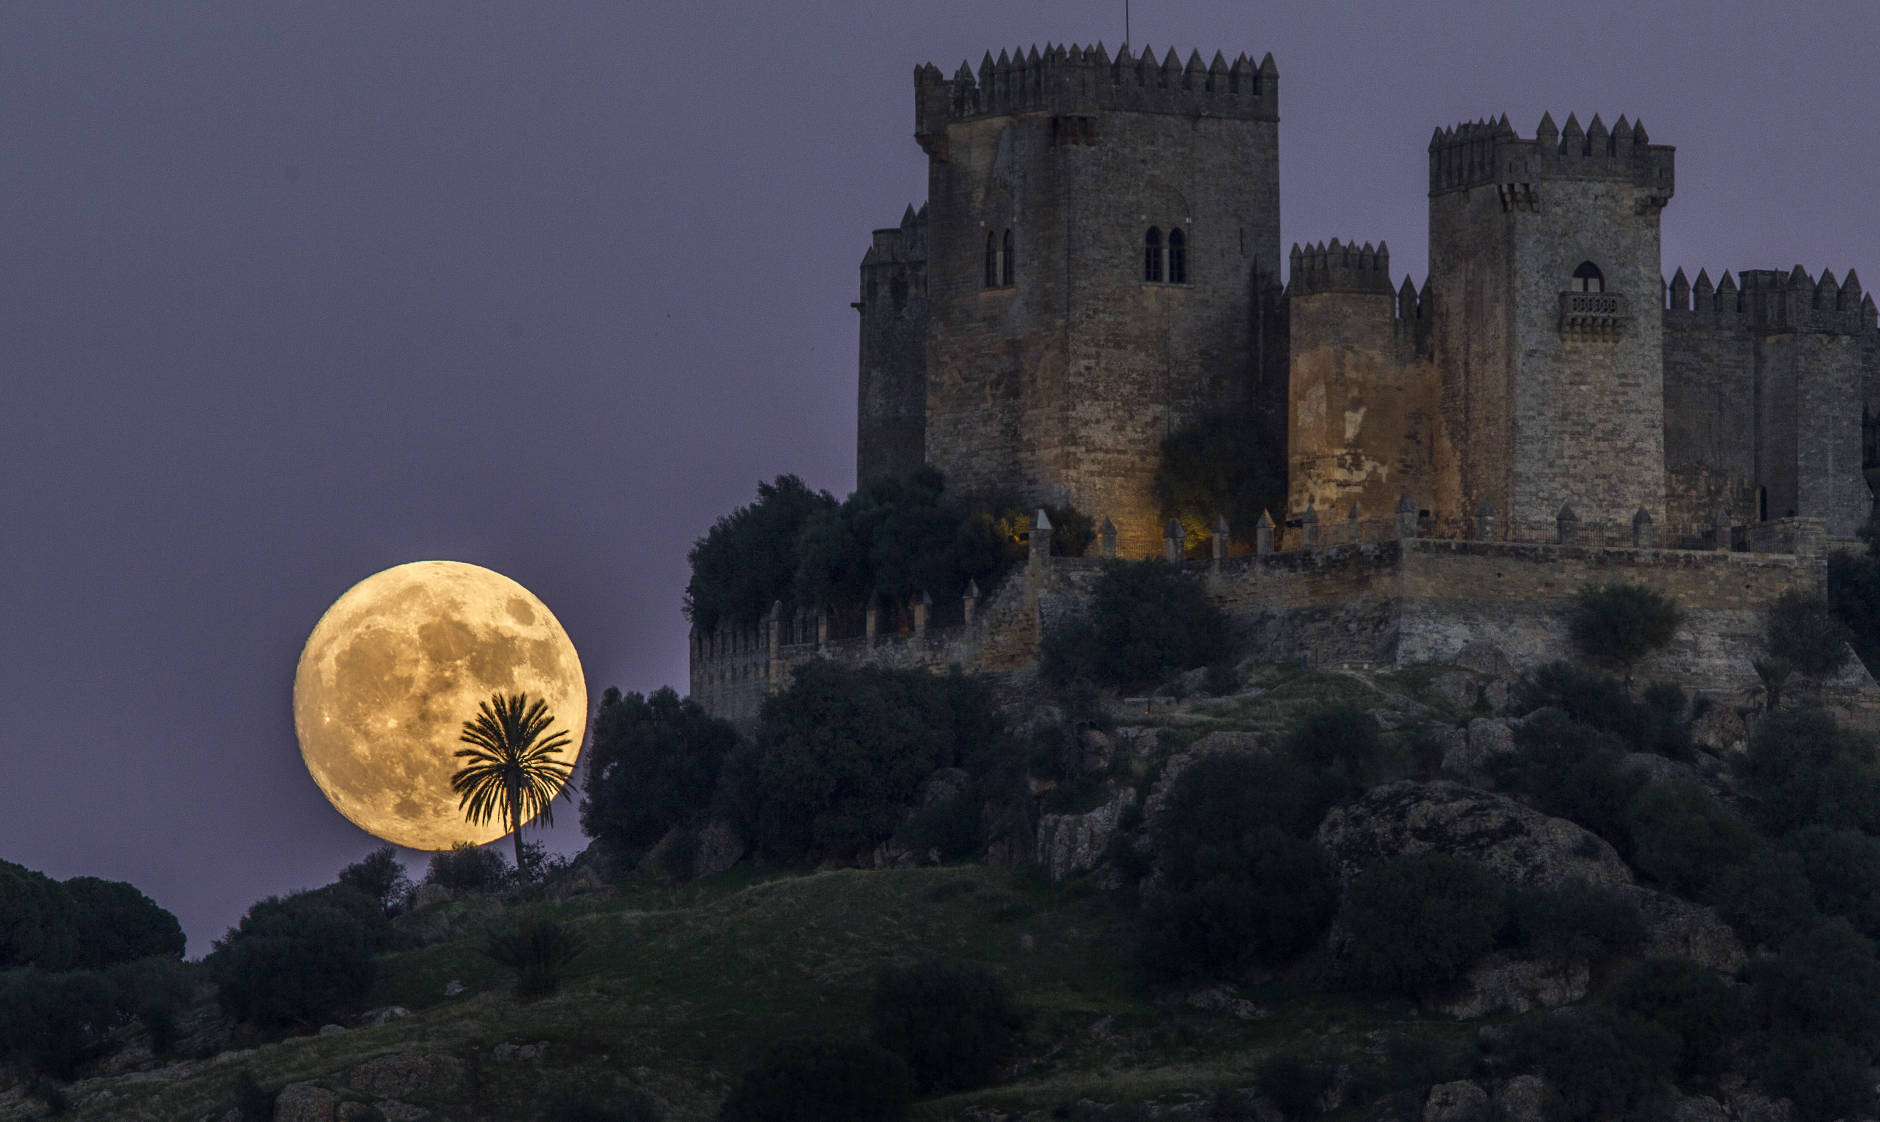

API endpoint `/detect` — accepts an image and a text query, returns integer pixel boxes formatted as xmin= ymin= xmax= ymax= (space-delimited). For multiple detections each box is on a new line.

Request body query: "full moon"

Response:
xmin=293 ymin=561 xmax=587 ymax=851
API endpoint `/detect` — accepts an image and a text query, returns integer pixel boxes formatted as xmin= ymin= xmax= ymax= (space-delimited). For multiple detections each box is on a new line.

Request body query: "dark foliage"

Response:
xmin=1490 ymin=709 xmax=1644 ymax=853
xmin=1253 ymin=1051 xmax=1335 ymax=1118
xmin=233 ymin=1072 xmax=276 ymax=1122
xmin=108 ymin=955 xmax=196 ymax=1056
xmin=1566 ymin=582 xmax=1681 ymax=675
xmin=1609 ymin=958 xmax=1738 ymax=1081
xmin=0 ymin=968 xmax=118 ymax=1079
xmin=1042 ymin=561 xmax=1231 ymax=690
xmin=749 ymin=663 xmax=1007 ymax=864
xmin=1736 ymin=707 xmax=1880 ymax=835
xmin=1786 ymin=825 xmax=1880 ymax=939
xmin=717 ymin=1037 xmax=914 ymax=1122
xmin=540 ymin=1090 xmax=664 ymax=1122
xmin=60 ymin=875 xmax=186 ymax=969
xmin=1152 ymin=411 xmax=1287 ymax=547
xmin=1708 ymin=845 xmax=1820 ymax=950
xmin=686 ymin=474 xmax=838 ymax=633
xmin=1761 ymin=1034 xmax=1876 ymax=1122
xmin=337 ymin=846 xmax=412 ymax=916
xmin=1507 ymin=1008 xmax=1678 ymax=1121
xmin=0 ymin=859 xmax=78 ymax=971
xmin=208 ymin=889 xmax=376 ymax=1029
xmin=485 ymin=919 xmax=587 ymax=998
xmin=1282 ymin=703 xmax=1384 ymax=791
xmin=1506 ymin=877 xmax=1644 ymax=963
xmin=1342 ymin=852 xmax=1506 ymax=997
xmin=1766 ymin=589 xmax=1852 ymax=682
xmin=1827 ymin=539 xmax=1880 ymax=672
xmin=581 ymin=686 xmax=741 ymax=855
xmin=425 ymin=842 xmax=513 ymax=896
xmin=1750 ymin=921 xmax=1880 ymax=1051
xmin=867 ymin=959 xmax=1023 ymax=1094
xmin=1511 ymin=662 xmax=1692 ymax=759
xmin=1623 ymin=781 xmax=1760 ymax=898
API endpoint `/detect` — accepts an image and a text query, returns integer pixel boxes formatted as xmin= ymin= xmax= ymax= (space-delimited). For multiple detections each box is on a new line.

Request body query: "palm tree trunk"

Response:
xmin=509 ymin=777 xmax=526 ymax=881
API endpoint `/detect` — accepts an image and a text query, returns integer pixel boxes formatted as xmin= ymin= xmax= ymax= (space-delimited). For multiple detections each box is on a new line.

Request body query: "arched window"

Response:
xmin=1144 ymin=227 xmax=1163 ymax=282
xmin=984 ymin=232 xmax=998 ymax=288
xmin=1167 ymin=227 xmax=1187 ymax=284
xmin=1757 ymin=486 xmax=1769 ymax=522
xmin=1571 ymin=261 xmax=1605 ymax=293
xmin=1001 ymin=228 xmax=1015 ymax=286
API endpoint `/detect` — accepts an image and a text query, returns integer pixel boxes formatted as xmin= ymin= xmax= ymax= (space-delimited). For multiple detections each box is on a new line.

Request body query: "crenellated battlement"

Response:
xmin=1287 ymin=240 xmax=1394 ymax=296
xmin=860 ymin=203 xmax=927 ymax=271
xmin=914 ymin=42 xmax=1276 ymax=142
xmin=1429 ymin=112 xmax=1674 ymax=200
xmin=1664 ymin=264 xmax=1879 ymax=335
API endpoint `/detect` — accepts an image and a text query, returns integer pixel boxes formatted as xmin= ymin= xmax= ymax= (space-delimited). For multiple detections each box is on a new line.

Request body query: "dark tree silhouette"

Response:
xmin=450 ymin=693 xmax=575 ymax=878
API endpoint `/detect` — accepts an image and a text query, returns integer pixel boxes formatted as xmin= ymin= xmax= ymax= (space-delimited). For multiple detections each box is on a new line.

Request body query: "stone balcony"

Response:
xmin=1559 ymin=290 xmax=1628 ymax=338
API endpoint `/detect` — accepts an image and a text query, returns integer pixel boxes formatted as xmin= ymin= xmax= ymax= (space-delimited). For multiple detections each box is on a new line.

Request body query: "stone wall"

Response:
xmin=856 ymin=207 xmax=929 ymax=483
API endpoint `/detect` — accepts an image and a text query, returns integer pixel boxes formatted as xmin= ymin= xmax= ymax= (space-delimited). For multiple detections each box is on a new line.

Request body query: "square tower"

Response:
xmin=1428 ymin=114 xmax=1675 ymax=539
xmin=906 ymin=44 xmax=1283 ymax=557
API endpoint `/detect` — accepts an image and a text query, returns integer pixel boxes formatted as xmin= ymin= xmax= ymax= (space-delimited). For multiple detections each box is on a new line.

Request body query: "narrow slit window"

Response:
xmin=1167 ymin=227 xmax=1186 ymax=284
xmin=1571 ymin=261 xmax=1605 ymax=293
xmin=984 ymin=232 xmax=998 ymax=288
xmin=1144 ymin=227 xmax=1163 ymax=283
xmin=1001 ymin=228 xmax=1015 ymax=286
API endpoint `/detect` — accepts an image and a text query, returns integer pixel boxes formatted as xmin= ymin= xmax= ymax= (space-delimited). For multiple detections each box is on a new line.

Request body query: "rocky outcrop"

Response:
xmin=1315 ymin=780 xmax=1631 ymax=889
xmin=1431 ymin=951 xmax=1588 ymax=1019
xmin=1422 ymin=1080 xmax=1489 ymax=1122
xmin=1690 ymin=701 xmax=1750 ymax=756
xmin=643 ymin=818 xmax=747 ymax=880
xmin=1036 ymin=786 xmax=1137 ymax=880
xmin=1623 ymin=887 xmax=1746 ymax=971
xmin=1491 ymin=1074 xmax=1549 ymax=1122
xmin=1439 ymin=718 xmax=1515 ymax=783
xmin=274 ymin=1082 xmax=341 ymax=1122
xmin=347 ymin=1052 xmax=461 ymax=1099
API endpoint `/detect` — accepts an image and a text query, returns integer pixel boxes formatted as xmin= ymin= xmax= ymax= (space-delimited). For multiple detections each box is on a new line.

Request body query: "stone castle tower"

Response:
xmin=862 ymin=45 xmax=1880 ymax=553
xmin=858 ymin=44 xmax=1286 ymax=557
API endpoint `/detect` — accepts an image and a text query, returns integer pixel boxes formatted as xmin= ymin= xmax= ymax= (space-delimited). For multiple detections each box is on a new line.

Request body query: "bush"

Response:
xmin=1737 ymin=707 xmax=1880 ymax=835
xmin=1828 ymin=541 xmax=1880 ymax=671
xmin=0 ymin=860 xmax=78 ymax=971
xmin=1761 ymin=1034 xmax=1875 ymax=1122
xmin=1507 ymin=877 xmax=1644 ymax=963
xmin=1766 ymin=589 xmax=1852 ymax=682
xmin=208 ymin=890 xmax=375 ymax=1029
xmin=540 ymin=1091 xmax=664 ymax=1122
xmin=1750 ymin=920 xmax=1880 ymax=1050
xmin=1623 ymin=781 xmax=1759 ymax=898
xmin=1490 ymin=709 xmax=1643 ymax=852
xmin=0 ymin=968 xmax=119 ymax=1079
xmin=1283 ymin=703 xmax=1383 ymax=790
xmin=718 ymin=1038 xmax=913 ymax=1122
xmin=868 ymin=960 xmax=1023 ymax=1093
xmin=337 ymin=847 xmax=412 ymax=916
xmin=1342 ymin=852 xmax=1506 ymax=997
xmin=1152 ymin=410 xmax=1287 ymax=547
xmin=426 ymin=842 xmax=513 ymax=895
xmin=1566 ymin=583 xmax=1681 ymax=677
xmin=1608 ymin=958 xmax=1737 ymax=1081
xmin=750 ymin=664 xmax=1006 ymax=864
xmin=1708 ymin=845 xmax=1819 ymax=950
xmin=1254 ymin=1051 xmax=1335 ymax=1118
xmin=686 ymin=474 xmax=838 ymax=633
xmin=581 ymin=686 xmax=741 ymax=856
xmin=233 ymin=1072 xmax=276 ymax=1122
xmin=1786 ymin=826 xmax=1880 ymax=939
xmin=1511 ymin=662 xmax=1692 ymax=759
xmin=1139 ymin=834 xmax=1337 ymax=983
xmin=484 ymin=919 xmax=587 ymax=998
xmin=108 ymin=955 xmax=196 ymax=1055
xmin=1507 ymin=1008 xmax=1677 ymax=1121
xmin=1044 ymin=561 xmax=1231 ymax=690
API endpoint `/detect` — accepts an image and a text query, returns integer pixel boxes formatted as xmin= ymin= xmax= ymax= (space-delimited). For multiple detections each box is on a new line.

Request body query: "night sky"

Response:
xmin=6 ymin=2 xmax=1876 ymax=954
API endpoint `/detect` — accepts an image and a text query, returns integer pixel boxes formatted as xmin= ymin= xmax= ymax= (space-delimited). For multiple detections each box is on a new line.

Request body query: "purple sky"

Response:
xmin=5 ymin=2 xmax=1876 ymax=954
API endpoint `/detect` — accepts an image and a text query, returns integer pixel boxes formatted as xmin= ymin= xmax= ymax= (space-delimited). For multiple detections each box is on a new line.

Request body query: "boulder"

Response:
xmin=1689 ymin=702 xmax=1750 ymax=756
xmin=1036 ymin=786 xmax=1137 ymax=881
xmin=919 ymin=767 xmax=972 ymax=807
xmin=491 ymin=1040 xmax=549 ymax=1062
xmin=1431 ymin=951 xmax=1588 ymax=1019
xmin=348 ymin=1051 xmax=461 ymax=1099
xmin=1725 ymin=1090 xmax=1797 ymax=1122
xmin=1430 ymin=670 xmax=1481 ymax=711
xmin=1492 ymin=1074 xmax=1549 ymax=1122
xmin=359 ymin=1005 xmax=411 ymax=1027
xmin=1623 ymin=887 xmax=1746 ymax=971
xmin=1671 ymin=1095 xmax=1731 ymax=1122
xmin=1422 ymin=1080 xmax=1489 ymax=1122
xmin=318 ymin=1024 xmax=345 ymax=1037
xmin=548 ymin=863 xmax=609 ymax=901
xmin=274 ymin=1082 xmax=341 ymax=1122
xmin=1183 ymin=729 xmax=1263 ymax=756
xmin=1455 ymin=640 xmax=1515 ymax=679
xmin=338 ymin=1105 xmax=387 ymax=1122
xmin=1441 ymin=718 xmax=1515 ymax=781
xmin=692 ymin=818 xmax=745 ymax=878
xmin=1315 ymin=781 xmax=1632 ymax=889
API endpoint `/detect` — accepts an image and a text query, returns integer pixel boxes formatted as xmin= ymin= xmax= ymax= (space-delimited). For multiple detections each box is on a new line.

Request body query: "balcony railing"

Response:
xmin=1559 ymin=290 xmax=1628 ymax=337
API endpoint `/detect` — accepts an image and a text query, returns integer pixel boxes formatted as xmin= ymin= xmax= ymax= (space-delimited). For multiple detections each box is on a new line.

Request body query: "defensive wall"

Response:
xmin=690 ymin=507 xmax=1857 ymax=727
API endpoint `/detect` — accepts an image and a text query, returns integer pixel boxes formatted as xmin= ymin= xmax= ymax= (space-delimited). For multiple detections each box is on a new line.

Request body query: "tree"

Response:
xmin=685 ymin=474 xmax=838 ymax=633
xmin=1765 ymin=589 xmax=1851 ymax=684
xmin=337 ymin=846 xmax=412 ymax=915
xmin=867 ymin=960 xmax=1024 ymax=1093
xmin=451 ymin=692 xmax=576 ymax=878
xmin=1042 ymin=560 xmax=1231 ymax=689
xmin=580 ymin=686 xmax=740 ymax=856
xmin=1566 ymin=582 xmax=1681 ymax=680
xmin=61 ymin=876 xmax=185 ymax=968
xmin=208 ymin=889 xmax=376 ymax=1029
xmin=1153 ymin=410 xmax=1287 ymax=547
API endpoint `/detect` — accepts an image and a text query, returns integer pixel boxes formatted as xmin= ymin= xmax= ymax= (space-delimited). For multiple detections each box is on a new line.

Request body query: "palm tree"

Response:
xmin=450 ymin=692 xmax=575 ymax=879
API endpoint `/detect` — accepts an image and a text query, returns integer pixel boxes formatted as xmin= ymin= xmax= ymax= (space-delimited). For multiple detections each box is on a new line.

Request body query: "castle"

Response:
xmin=855 ymin=44 xmax=1880 ymax=553
xmin=692 ymin=43 xmax=1880 ymax=722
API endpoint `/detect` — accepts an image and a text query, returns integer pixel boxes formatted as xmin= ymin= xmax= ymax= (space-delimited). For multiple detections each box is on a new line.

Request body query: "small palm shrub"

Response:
xmin=867 ymin=959 xmax=1023 ymax=1094
xmin=484 ymin=919 xmax=587 ymax=998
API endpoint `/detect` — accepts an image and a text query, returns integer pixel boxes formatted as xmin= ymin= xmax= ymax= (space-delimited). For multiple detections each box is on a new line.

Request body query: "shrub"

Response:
xmin=0 ymin=968 xmax=119 ymax=1079
xmin=1737 ymin=707 xmax=1880 ymax=835
xmin=750 ymin=663 xmax=1006 ymax=864
xmin=1609 ymin=958 xmax=1737 ymax=1081
xmin=1507 ymin=1008 xmax=1677 ymax=1121
xmin=1043 ymin=561 xmax=1231 ymax=690
xmin=0 ymin=860 xmax=78 ymax=971
xmin=233 ymin=1072 xmax=276 ymax=1122
xmin=108 ymin=955 xmax=196 ymax=1055
xmin=1283 ymin=703 xmax=1383 ymax=790
xmin=868 ymin=960 xmax=1023 ymax=1093
xmin=1254 ymin=1051 xmax=1334 ymax=1118
xmin=1153 ymin=410 xmax=1287 ymax=547
xmin=208 ymin=890 xmax=375 ymax=1029
xmin=426 ymin=842 xmax=512 ymax=895
xmin=1511 ymin=662 xmax=1692 ymax=759
xmin=1766 ymin=589 xmax=1852 ymax=682
xmin=1786 ymin=826 xmax=1880 ymax=939
xmin=1828 ymin=541 xmax=1880 ymax=671
xmin=718 ymin=1038 xmax=913 ymax=1122
xmin=540 ymin=1089 xmax=663 ymax=1122
xmin=1507 ymin=878 xmax=1644 ymax=963
xmin=1490 ymin=710 xmax=1643 ymax=852
xmin=1623 ymin=781 xmax=1759 ymax=898
xmin=1761 ymin=1034 xmax=1875 ymax=1122
xmin=484 ymin=919 xmax=587 ymax=998
xmin=1566 ymin=583 xmax=1681 ymax=677
xmin=337 ymin=846 xmax=412 ymax=916
xmin=1708 ymin=845 xmax=1819 ymax=950
xmin=1342 ymin=852 xmax=1506 ymax=997
xmin=1750 ymin=920 xmax=1880 ymax=1050
xmin=581 ymin=685 xmax=741 ymax=856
